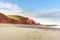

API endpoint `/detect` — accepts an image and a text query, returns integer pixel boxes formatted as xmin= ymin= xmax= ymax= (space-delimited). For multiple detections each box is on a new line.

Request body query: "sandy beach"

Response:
xmin=0 ymin=24 xmax=60 ymax=40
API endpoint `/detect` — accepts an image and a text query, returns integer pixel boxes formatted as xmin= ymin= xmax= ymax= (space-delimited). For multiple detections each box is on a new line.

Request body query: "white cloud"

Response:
xmin=0 ymin=3 xmax=60 ymax=18
xmin=20 ymin=9 xmax=60 ymax=19
xmin=0 ymin=3 xmax=23 ymax=15
xmin=38 ymin=9 xmax=60 ymax=18
xmin=0 ymin=3 xmax=36 ymax=18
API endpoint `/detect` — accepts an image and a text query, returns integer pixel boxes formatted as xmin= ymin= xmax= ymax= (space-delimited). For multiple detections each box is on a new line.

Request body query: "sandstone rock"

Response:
xmin=0 ymin=13 xmax=37 ymax=25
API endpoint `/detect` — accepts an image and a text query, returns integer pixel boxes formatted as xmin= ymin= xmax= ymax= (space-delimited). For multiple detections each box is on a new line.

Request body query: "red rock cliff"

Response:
xmin=0 ymin=13 xmax=36 ymax=25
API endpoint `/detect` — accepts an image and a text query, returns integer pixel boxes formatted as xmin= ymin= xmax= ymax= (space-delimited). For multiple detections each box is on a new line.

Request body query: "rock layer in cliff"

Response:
xmin=0 ymin=13 xmax=36 ymax=25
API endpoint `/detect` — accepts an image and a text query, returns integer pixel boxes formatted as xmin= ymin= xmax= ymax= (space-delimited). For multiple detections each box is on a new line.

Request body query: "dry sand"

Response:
xmin=0 ymin=24 xmax=60 ymax=40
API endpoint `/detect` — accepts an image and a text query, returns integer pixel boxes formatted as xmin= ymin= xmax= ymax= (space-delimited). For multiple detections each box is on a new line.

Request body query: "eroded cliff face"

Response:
xmin=0 ymin=13 xmax=13 ymax=23
xmin=0 ymin=13 xmax=36 ymax=25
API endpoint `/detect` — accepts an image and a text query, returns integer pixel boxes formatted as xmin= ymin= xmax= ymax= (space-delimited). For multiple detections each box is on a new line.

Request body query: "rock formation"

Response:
xmin=0 ymin=13 xmax=37 ymax=25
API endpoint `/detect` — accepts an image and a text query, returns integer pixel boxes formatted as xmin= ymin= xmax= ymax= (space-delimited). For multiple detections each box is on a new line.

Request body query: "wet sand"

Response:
xmin=0 ymin=24 xmax=60 ymax=40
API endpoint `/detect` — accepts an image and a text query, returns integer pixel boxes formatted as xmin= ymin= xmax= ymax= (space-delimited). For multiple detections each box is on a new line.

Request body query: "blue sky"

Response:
xmin=0 ymin=0 xmax=60 ymax=11
xmin=0 ymin=0 xmax=60 ymax=25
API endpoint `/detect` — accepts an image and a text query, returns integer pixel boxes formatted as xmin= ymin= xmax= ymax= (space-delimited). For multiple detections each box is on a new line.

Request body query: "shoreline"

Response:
xmin=0 ymin=24 xmax=59 ymax=30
